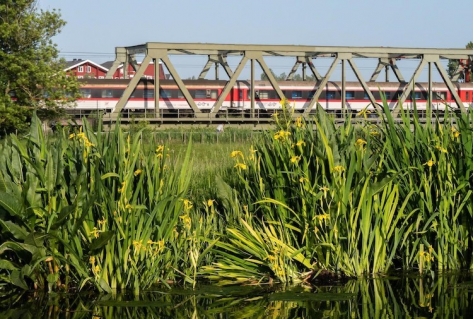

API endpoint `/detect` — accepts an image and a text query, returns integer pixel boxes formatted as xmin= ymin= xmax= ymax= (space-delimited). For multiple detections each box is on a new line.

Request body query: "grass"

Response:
xmin=168 ymin=142 xmax=252 ymax=201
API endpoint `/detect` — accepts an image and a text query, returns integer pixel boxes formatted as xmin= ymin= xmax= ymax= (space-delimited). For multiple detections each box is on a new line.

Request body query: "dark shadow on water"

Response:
xmin=1 ymin=272 xmax=472 ymax=318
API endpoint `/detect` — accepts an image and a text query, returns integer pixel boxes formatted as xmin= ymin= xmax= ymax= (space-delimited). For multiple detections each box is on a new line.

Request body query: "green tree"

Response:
xmin=447 ymin=41 xmax=473 ymax=82
xmin=260 ymin=68 xmax=277 ymax=80
xmin=261 ymin=69 xmax=316 ymax=81
xmin=260 ymin=68 xmax=286 ymax=81
xmin=293 ymin=73 xmax=316 ymax=81
xmin=0 ymin=0 xmax=79 ymax=134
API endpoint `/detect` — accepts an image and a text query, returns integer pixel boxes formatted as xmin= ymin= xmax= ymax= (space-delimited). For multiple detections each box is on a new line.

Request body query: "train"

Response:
xmin=70 ymin=79 xmax=473 ymax=118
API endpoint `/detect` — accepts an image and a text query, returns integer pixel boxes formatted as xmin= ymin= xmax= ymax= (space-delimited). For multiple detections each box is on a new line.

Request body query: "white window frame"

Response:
xmin=78 ymin=66 xmax=83 ymax=72
xmin=86 ymin=66 xmax=91 ymax=73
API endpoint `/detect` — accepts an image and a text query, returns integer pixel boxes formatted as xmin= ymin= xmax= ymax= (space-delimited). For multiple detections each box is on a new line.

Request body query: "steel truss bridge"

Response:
xmin=100 ymin=42 xmax=472 ymax=127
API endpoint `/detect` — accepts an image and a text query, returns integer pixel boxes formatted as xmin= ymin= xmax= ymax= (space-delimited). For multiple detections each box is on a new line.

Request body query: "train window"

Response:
xmin=383 ymin=92 xmax=391 ymax=100
xmin=144 ymin=90 xmax=154 ymax=98
xmin=259 ymin=91 xmax=269 ymax=99
xmin=131 ymin=89 xmax=142 ymax=98
xmin=80 ymin=89 xmax=91 ymax=98
xmin=308 ymin=90 xmax=316 ymax=98
xmin=372 ymin=91 xmax=382 ymax=99
xmin=413 ymin=92 xmax=421 ymax=100
xmin=247 ymin=91 xmax=260 ymax=99
xmin=177 ymin=90 xmax=184 ymax=99
xmin=160 ymin=89 xmax=172 ymax=98
xmin=327 ymin=91 xmax=336 ymax=99
xmin=345 ymin=91 xmax=355 ymax=100
xmin=363 ymin=92 xmax=370 ymax=99
xmin=291 ymin=91 xmax=303 ymax=99
xmin=209 ymin=90 xmax=218 ymax=99
xmin=114 ymin=89 xmax=124 ymax=98
xmin=195 ymin=90 xmax=207 ymax=98
xmin=101 ymin=89 xmax=113 ymax=98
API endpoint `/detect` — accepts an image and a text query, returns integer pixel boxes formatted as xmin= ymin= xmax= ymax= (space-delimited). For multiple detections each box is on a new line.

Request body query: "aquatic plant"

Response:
xmin=203 ymin=98 xmax=472 ymax=283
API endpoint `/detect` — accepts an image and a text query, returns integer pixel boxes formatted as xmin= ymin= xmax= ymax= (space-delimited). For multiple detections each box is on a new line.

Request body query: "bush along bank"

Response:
xmin=0 ymin=100 xmax=472 ymax=294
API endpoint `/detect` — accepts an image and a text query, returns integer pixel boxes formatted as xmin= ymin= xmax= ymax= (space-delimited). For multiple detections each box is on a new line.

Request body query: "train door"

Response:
xmin=236 ymin=82 xmax=243 ymax=108
xmin=230 ymin=87 xmax=238 ymax=109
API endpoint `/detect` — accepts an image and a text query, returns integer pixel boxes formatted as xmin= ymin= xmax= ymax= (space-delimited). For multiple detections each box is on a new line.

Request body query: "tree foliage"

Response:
xmin=260 ymin=68 xmax=317 ymax=81
xmin=447 ymin=41 xmax=473 ymax=82
xmin=0 ymin=0 xmax=79 ymax=135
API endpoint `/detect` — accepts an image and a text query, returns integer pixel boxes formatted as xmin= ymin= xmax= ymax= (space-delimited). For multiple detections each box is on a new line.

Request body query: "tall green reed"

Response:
xmin=203 ymin=98 xmax=472 ymax=283
xmin=0 ymin=114 xmax=221 ymax=293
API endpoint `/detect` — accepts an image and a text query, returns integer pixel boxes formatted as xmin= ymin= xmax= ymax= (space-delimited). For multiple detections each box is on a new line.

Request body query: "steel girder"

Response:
xmin=198 ymin=54 xmax=234 ymax=80
xmin=109 ymin=42 xmax=473 ymax=117
xmin=286 ymin=56 xmax=323 ymax=81
xmin=369 ymin=58 xmax=405 ymax=82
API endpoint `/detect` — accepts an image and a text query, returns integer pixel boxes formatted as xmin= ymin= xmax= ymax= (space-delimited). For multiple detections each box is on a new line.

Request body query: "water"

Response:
xmin=1 ymin=273 xmax=471 ymax=318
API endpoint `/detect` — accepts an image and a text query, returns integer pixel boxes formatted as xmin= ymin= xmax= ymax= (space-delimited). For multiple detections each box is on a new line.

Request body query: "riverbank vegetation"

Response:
xmin=0 ymin=0 xmax=80 ymax=135
xmin=0 ymin=100 xmax=472 ymax=294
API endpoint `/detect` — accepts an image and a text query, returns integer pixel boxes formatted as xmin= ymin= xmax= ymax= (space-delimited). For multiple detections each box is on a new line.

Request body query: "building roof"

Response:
xmin=64 ymin=59 xmax=109 ymax=72
xmin=101 ymin=61 xmax=115 ymax=69
xmin=101 ymin=60 xmax=162 ymax=70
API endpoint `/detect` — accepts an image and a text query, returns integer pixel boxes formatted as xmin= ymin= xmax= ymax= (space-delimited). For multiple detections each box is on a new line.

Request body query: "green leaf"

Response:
xmin=0 ymin=220 xmax=28 ymax=240
xmin=46 ymin=272 xmax=59 ymax=284
xmin=0 ymin=191 xmax=23 ymax=216
xmin=99 ymin=278 xmax=112 ymax=293
xmin=101 ymin=172 xmax=120 ymax=180
xmin=0 ymin=259 xmax=18 ymax=271
xmin=9 ymin=270 xmax=28 ymax=290
xmin=0 ymin=170 xmax=7 ymax=192
xmin=89 ymin=231 xmax=114 ymax=252
xmin=50 ymin=205 xmax=76 ymax=230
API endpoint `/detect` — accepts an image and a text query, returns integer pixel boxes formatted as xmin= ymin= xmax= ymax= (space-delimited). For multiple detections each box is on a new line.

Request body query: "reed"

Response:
xmin=0 ymin=115 xmax=221 ymax=293
xmin=0 ymin=96 xmax=471 ymax=293
xmin=203 ymin=99 xmax=472 ymax=283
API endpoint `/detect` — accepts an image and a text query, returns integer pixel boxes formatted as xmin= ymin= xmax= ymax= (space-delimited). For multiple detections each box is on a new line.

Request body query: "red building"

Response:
xmin=64 ymin=59 xmax=108 ymax=79
xmin=100 ymin=61 xmax=166 ymax=80
xmin=65 ymin=59 xmax=167 ymax=80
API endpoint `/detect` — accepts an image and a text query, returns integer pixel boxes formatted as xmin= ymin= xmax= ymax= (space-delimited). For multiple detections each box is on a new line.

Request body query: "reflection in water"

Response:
xmin=1 ymin=274 xmax=472 ymax=318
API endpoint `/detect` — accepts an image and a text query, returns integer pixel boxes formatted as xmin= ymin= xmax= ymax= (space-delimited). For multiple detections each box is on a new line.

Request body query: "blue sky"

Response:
xmin=38 ymin=0 xmax=473 ymax=81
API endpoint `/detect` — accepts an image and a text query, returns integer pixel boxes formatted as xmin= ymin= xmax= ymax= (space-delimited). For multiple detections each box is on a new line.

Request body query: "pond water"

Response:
xmin=1 ymin=273 xmax=472 ymax=318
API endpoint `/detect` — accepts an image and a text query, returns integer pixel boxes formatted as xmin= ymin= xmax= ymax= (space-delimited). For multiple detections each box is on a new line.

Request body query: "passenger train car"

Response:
xmin=71 ymin=79 xmax=473 ymax=117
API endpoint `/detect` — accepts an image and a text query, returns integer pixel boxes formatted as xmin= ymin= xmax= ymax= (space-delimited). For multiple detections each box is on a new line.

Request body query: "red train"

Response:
xmin=71 ymin=79 xmax=473 ymax=117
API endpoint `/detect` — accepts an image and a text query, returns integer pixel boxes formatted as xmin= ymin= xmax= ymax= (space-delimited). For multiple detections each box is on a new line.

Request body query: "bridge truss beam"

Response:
xmin=109 ymin=42 xmax=472 ymax=118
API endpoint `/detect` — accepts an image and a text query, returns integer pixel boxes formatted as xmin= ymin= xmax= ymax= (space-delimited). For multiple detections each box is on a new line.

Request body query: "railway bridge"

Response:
xmin=94 ymin=42 xmax=472 ymax=127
